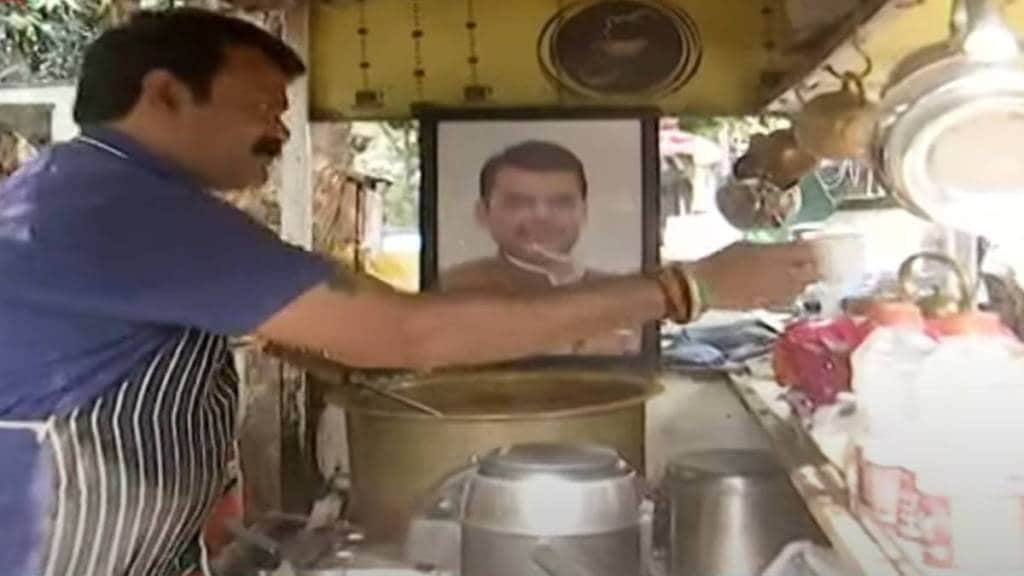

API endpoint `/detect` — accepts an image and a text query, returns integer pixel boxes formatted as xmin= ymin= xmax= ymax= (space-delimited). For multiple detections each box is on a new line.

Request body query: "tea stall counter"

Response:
xmin=726 ymin=361 xmax=918 ymax=576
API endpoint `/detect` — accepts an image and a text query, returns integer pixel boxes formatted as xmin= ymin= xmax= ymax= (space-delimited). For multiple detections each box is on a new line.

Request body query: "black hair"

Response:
xmin=73 ymin=8 xmax=306 ymax=125
xmin=478 ymin=140 xmax=588 ymax=203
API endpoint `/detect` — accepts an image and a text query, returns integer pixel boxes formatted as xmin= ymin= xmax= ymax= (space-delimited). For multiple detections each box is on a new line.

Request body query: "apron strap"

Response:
xmin=0 ymin=418 xmax=54 ymax=443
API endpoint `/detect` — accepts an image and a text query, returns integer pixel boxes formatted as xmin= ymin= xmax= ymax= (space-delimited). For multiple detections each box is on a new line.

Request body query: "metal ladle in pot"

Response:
xmin=348 ymin=373 xmax=444 ymax=417
xmin=260 ymin=342 xmax=443 ymax=417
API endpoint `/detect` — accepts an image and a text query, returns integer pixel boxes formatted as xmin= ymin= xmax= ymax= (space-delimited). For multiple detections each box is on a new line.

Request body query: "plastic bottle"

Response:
xmin=849 ymin=302 xmax=936 ymax=529
xmin=915 ymin=311 xmax=1022 ymax=438
xmin=851 ymin=302 xmax=936 ymax=435
xmin=907 ymin=310 xmax=1024 ymax=573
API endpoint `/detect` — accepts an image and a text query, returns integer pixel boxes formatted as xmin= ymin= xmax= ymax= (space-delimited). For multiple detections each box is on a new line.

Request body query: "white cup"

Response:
xmin=796 ymin=229 xmax=867 ymax=288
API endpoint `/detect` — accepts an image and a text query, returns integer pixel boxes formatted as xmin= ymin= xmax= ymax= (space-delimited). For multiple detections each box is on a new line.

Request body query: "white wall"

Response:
xmin=0 ymin=84 xmax=78 ymax=142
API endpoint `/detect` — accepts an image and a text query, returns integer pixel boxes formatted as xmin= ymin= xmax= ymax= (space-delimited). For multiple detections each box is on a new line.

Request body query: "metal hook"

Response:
xmin=815 ymin=26 xmax=873 ymax=99
xmin=822 ymin=65 xmax=867 ymax=103
xmin=824 ymin=65 xmax=845 ymax=82
xmin=850 ymin=32 xmax=874 ymax=79
xmin=822 ymin=33 xmax=873 ymax=84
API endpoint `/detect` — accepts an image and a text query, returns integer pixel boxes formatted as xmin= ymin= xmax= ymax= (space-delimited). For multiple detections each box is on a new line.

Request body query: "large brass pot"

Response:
xmin=319 ymin=369 xmax=662 ymax=542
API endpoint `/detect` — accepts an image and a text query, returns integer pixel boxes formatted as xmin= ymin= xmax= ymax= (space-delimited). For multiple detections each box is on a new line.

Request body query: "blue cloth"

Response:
xmin=0 ymin=128 xmax=332 ymax=418
xmin=0 ymin=429 xmax=52 ymax=576
xmin=662 ymin=318 xmax=779 ymax=369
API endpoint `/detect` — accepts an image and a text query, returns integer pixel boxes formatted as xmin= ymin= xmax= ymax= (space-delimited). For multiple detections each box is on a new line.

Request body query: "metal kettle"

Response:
xmin=660 ymin=449 xmax=825 ymax=576
xmin=410 ymin=443 xmax=647 ymax=576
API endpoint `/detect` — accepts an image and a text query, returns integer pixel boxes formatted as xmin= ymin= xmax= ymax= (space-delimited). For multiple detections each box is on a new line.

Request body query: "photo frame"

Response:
xmin=417 ymin=107 xmax=661 ymax=368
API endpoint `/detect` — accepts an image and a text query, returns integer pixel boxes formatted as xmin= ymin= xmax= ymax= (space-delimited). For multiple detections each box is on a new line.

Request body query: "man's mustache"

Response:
xmin=252 ymin=137 xmax=284 ymax=158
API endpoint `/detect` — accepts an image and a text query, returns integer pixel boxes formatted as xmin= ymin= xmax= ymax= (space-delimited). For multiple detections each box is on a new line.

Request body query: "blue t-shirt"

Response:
xmin=0 ymin=128 xmax=332 ymax=418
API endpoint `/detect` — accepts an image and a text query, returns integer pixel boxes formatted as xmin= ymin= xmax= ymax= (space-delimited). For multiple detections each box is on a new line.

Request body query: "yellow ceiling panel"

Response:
xmin=309 ymin=0 xmax=769 ymax=118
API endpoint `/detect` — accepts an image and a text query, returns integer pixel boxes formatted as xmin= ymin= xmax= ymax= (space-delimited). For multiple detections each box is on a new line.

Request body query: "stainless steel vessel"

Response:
xmin=459 ymin=443 xmax=645 ymax=576
xmin=663 ymin=449 xmax=824 ymax=576
xmin=871 ymin=0 xmax=1024 ymax=240
xmin=319 ymin=369 xmax=662 ymax=541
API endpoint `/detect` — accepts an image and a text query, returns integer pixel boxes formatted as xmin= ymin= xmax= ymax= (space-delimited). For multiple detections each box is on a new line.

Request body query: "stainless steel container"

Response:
xmin=319 ymin=369 xmax=661 ymax=541
xmin=460 ymin=443 xmax=644 ymax=576
xmin=663 ymin=450 xmax=824 ymax=576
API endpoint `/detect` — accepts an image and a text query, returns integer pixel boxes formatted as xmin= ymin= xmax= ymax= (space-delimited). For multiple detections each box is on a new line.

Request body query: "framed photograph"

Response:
xmin=417 ymin=107 xmax=660 ymax=366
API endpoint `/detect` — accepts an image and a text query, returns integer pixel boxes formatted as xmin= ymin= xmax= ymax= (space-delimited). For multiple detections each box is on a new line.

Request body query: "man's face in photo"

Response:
xmin=477 ymin=165 xmax=587 ymax=264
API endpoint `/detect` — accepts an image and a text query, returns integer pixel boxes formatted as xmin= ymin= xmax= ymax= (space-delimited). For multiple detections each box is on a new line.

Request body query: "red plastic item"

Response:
xmin=772 ymin=315 xmax=862 ymax=407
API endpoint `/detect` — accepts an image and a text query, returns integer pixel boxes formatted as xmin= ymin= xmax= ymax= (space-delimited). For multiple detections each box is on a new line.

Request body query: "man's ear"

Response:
xmin=139 ymin=69 xmax=193 ymax=114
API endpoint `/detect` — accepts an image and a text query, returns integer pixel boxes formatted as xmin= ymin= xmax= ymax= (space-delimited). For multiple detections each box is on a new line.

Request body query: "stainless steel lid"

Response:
xmin=871 ymin=0 xmax=1024 ymax=241
xmin=461 ymin=443 xmax=642 ymax=536
xmin=873 ymin=52 xmax=1024 ymax=238
xmin=479 ymin=443 xmax=629 ymax=481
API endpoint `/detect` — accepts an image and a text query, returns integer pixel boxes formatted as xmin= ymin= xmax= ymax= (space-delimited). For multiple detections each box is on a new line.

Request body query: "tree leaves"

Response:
xmin=0 ymin=0 xmax=106 ymax=83
xmin=0 ymin=0 xmax=190 ymax=84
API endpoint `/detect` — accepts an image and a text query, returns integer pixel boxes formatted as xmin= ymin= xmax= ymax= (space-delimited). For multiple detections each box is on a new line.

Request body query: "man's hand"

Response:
xmin=688 ymin=241 xmax=821 ymax=310
xmin=256 ymin=241 xmax=818 ymax=370
xmin=257 ymin=266 xmax=665 ymax=371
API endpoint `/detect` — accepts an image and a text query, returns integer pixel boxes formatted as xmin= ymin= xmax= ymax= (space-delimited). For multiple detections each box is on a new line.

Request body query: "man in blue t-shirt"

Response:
xmin=0 ymin=8 xmax=821 ymax=575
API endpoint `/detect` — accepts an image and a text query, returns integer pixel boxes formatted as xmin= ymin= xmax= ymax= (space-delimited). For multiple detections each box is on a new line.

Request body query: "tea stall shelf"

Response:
xmin=727 ymin=363 xmax=919 ymax=576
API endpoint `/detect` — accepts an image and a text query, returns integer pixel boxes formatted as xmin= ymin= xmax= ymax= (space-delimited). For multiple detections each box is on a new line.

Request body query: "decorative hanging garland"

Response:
xmin=410 ymin=0 xmax=426 ymax=100
xmin=353 ymin=0 xmax=382 ymax=108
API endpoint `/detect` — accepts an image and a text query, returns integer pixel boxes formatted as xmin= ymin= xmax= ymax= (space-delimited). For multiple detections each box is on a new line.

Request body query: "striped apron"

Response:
xmin=0 ymin=328 xmax=239 ymax=576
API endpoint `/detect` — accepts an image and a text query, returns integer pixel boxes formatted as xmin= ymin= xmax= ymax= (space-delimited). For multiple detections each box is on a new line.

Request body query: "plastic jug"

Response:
xmin=850 ymin=302 xmax=935 ymax=435
xmin=849 ymin=302 xmax=935 ymax=527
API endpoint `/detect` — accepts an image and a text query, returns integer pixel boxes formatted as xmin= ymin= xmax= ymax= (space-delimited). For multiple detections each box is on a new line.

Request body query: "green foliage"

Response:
xmin=350 ymin=120 xmax=420 ymax=230
xmin=677 ymin=114 xmax=789 ymax=142
xmin=1 ymin=0 xmax=108 ymax=83
xmin=0 ymin=0 xmax=186 ymax=84
xmin=676 ymin=116 xmax=730 ymax=140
